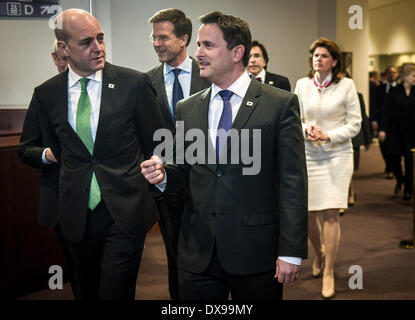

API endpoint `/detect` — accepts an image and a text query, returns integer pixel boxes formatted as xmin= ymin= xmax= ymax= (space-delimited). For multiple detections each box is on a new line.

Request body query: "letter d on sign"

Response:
xmin=348 ymin=5 xmax=363 ymax=30
xmin=48 ymin=265 xmax=63 ymax=289
xmin=348 ymin=265 xmax=363 ymax=290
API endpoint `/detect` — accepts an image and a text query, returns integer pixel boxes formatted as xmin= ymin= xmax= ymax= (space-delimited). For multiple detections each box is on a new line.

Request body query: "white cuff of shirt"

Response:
xmin=155 ymin=169 xmax=167 ymax=192
xmin=278 ymin=256 xmax=302 ymax=266
xmin=41 ymin=148 xmax=52 ymax=164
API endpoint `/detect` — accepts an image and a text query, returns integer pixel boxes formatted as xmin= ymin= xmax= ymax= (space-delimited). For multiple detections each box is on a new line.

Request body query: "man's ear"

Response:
xmin=180 ymin=34 xmax=189 ymax=47
xmin=57 ymin=40 xmax=68 ymax=57
xmin=232 ymin=45 xmax=245 ymax=64
xmin=51 ymin=52 xmax=58 ymax=66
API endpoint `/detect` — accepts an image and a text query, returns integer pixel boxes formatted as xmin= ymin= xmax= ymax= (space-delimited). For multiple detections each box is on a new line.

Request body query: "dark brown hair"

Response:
xmin=251 ymin=40 xmax=269 ymax=69
xmin=199 ymin=11 xmax=252 ymax=67
xmin=149 ymin=8 xmax=192 ymax=46
xmin=307 ymin=38 xmax=344 ymax=84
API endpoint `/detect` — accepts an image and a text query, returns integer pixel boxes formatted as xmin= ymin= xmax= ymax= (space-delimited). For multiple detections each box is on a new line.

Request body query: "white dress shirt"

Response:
xmin=67 ymin=66 xmax=103 ymax=141
xmin=208 ymin=71 xmax=251 ymax=149
xmin=164 ymin=55 xmax=193 ymax=116
xmin=42 ymin=66 xmax=103 ymax=163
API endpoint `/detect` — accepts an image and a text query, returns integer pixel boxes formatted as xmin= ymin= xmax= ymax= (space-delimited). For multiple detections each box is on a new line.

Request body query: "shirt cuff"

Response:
xmin=41 ymin=148 xmax=52 ymax=164
xmin=278 ymin=256 xmax=302 ymax=266
xmin=155 ymin=169 xmax=167 ymax=192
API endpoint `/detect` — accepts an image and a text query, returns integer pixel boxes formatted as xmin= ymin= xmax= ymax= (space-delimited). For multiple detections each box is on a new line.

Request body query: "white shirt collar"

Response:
xmin=164 ymin=55 xmax=192 ymax=77
xmin=211 ymin=71 xmax=252 ymax=102
xmin=247 ymin=68 xmax=266 ymax=82
xmin=68 ymin=65 xmax=103 ymax=88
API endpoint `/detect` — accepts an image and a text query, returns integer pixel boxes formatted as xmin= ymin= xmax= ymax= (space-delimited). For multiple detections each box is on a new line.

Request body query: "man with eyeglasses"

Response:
xmin=146 ymin=8 xmax=210 ymax=300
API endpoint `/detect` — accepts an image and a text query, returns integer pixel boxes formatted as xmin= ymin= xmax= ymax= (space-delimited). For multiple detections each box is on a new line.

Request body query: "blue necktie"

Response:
xmin=216 ymin=90 xmax=234 ymax=158
xmin=172 ymin=68 xmax=184 ymax=119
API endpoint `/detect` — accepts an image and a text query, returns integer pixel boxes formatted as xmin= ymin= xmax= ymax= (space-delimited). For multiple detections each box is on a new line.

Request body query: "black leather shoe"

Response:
xmin=402 ymin=193 xmax=412 ymax=201
xmin=394 ymin=183 xmax=402 ymax=194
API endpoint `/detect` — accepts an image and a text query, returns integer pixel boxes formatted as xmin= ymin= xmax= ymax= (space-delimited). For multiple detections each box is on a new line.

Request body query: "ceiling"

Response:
xmin=369 ymin=0 xmax=415 ymax=9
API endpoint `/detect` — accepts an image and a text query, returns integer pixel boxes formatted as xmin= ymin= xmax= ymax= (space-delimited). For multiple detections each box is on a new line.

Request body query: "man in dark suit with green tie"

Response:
xmin=141 ymin=11 xmax=307 ymax=300
xmin=18 ymin=9 xmax=164 ymax=300
xmin=146 ymin=8 xmax=210 ymax=300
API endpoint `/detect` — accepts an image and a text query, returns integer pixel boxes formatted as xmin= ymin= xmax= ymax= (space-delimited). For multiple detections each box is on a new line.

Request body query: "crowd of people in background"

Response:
xmin=370 ymin=64 xmax=415 ymax=201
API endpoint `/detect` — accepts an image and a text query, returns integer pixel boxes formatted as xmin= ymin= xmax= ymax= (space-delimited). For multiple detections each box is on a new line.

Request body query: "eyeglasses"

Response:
xmin=149 ymin=35 xmax=171 ymax=43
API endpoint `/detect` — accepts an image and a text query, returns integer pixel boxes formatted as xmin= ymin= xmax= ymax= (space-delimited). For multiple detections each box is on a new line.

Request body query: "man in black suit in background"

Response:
xmin=375 ymin=65 xmax=398 ymax=179
xmin=146 ymin=8 xmax=210 ymax=300
xmin=141 ymin=11 xmax=307 ymax=300
xmin=247 ymin=40 xmax=291 ymax=92
xmin=18 ymin=9 xmax=164 ymax=300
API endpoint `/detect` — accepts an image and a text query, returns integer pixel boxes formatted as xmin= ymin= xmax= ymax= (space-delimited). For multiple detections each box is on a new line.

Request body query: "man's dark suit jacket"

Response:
xmin=18 ymin=62 xmax=164 ymax=243
xmin=163 ymin=79 xmax=308 ymax=275
xmin=265 ymin=71 xmax=291 ymax=92
xmin=374 ymin=82 xmax=395 ymax=123
xmin=17 ymin=95 xmax=61 ymax=228
xmin=352 ymin=93 xmax=372 ymax=148
xmin=146 ymin=57 xmax=210 ymax=133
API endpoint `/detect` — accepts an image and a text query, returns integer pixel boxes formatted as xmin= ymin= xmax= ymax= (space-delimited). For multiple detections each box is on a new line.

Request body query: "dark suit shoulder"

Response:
xmin=260 ymin=80 xmax=293 ymax=99
xmin=105 ymin=62 xmax=148 ymax=80
xmin=266 ymin=71 xmax=289 ymax=82
xmin=265 ymin=71 xmax=291 ymax=91
xmin=35 ymin=72 xmax=65 ymax=91
xmin=146 ymin=64 xmax=163 ymax=79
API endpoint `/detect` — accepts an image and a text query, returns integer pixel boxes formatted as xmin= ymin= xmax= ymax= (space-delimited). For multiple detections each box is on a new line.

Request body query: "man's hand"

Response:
xmin=275 ymin=259 xmax=301 ymax=284
xmin=45 ymin=148 xmax=57 ymax=163
xmin=140 ymin=155 xmax=165 ymax=185
xmin=371 ymin=121 xmax=378 ymax=133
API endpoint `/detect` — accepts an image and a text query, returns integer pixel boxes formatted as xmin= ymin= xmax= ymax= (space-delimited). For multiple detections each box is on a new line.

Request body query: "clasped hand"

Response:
xmin=306 ymin=125 xmax=329 ymax=142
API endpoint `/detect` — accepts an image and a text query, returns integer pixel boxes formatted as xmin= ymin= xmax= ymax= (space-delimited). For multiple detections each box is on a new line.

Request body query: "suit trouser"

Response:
xmin=54 ymin=225 xmax=81 ymax=299
xmin=379 ymin=140 xmax=393 ymax=172
xmin=391 ymin=151 xmax=413 ymax=194
xmin=65 ymin=201 xmax=145 ymax=300
xmin=178 ymin=245 xmax=283 ymax=300
xmin=156 ymin=194 xmax=184 ymax=300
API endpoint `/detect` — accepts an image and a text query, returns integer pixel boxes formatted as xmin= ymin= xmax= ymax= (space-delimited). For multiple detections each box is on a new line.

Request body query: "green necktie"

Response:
xmin=76 ymin=78 xmax=101 ymax=210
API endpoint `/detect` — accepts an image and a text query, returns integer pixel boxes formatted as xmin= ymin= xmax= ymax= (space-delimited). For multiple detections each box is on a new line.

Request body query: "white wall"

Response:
xmin=0 ymin=0 xmax=338 ymax=108
xmin=0 ymin=0 xmax=90 ymax=108
xmin=109 ymin=0 xmax=320 ymax=89
xmin=336 ymin=0 xmax=369 ymax=109
xmin=369 ymin=0 xmax=415 ymax=55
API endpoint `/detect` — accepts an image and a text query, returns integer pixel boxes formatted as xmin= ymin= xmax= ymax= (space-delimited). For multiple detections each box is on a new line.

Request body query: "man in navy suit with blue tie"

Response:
xmin=146 ymin=8 xmax=210 ymax=299
xmin=142 ymin=11 xmax=307 ymax=300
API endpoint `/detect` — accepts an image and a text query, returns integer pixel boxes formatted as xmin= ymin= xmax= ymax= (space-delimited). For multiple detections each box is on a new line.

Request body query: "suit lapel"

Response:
xmin=198 ymin=88 xmax=217 ymax=170
xmin=56 ymin=70 xmax=69 ymax=128
xmin=220 ymin=79 xmax=261 ymax=159
xmin=231 ymin=79 xmax=260 ymax=131
xmin=94 ymin=62 xmax=118 ymax=153
xmin=56 ymin=70 xmax=85 ymax=146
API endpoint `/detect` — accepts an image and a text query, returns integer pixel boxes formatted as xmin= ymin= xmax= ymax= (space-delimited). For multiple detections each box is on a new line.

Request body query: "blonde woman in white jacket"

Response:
xmin=294 ymin=38 xmax=361 ymax=299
